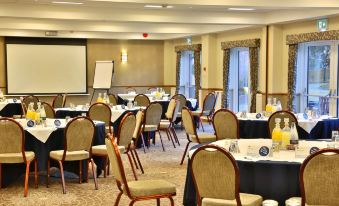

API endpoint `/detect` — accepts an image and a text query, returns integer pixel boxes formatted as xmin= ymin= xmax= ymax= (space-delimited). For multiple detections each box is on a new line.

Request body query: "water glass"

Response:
xmin=332 ymin=131 xmax=338 ymax=142
xmin=65 ymin=116 xmax=70 ymax=123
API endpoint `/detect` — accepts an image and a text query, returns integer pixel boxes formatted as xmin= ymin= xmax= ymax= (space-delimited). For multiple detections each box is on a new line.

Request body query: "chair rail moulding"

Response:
xmin=220 ymin=38 xmax=260 ymax=112
xmin=174 ymin=44 xmax=202 ymax=100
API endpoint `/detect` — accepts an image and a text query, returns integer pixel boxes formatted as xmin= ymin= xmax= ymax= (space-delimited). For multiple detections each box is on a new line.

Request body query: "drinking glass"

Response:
xmin=332 ymin=131 xmax=338 ymax=142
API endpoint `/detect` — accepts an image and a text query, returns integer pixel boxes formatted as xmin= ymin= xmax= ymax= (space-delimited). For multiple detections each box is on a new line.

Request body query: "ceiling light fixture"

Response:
xmin=228 ymin=8 xmax=255 ymax=11
xmin=52 ymin=1 xmax=84 ymax=5
xmin=144 ymin=5 xmax=162 ymax=8
xmin=144 ymin=4 xmax=173 ymax=9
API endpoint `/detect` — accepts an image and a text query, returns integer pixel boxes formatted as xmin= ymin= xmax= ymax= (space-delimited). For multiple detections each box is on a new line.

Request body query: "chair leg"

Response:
xmin=34 ymin=159 xmax=38 ymax=188
xmin=86 ymin=160 xmax=89 ymax=183
xmin=126 ymin=152 xmax=138 ymax=180
xmin=24 ymin=160 xmax=32 ymax=197
xmin=57 ymin=160 xmax=66 ymax=194
xmin=147 ymin=132 xmax=150 ymax=148
xmin=156 ymin=198 xmax=160 ymax=206
xmin=129 ymin=200 xmax=136 ymax=206
xmin=169 ymin=196 xmax=174 ymax=206
xmin=107 ymin=159 xmax=110 ymax=176
xmin=79 ymin=160 xmax=82 ymax=184
xmin=180 ymin=141 xmax=191 ymax=165
xmin=103 ymin=156 xmax=108 ymax=178
xmin=171 ymin=127 xmax=180 ymax=146
xmin=158 ymin=130 xmax=165 ymax=152
xmin=46 ymin=159 xmax=50 ymax=188
xmin=114 ymin=191 xmax=123 ymax=206
xmin=133 ymin=149 xmax=144 ymax=174
xmin=166 ymin=129 xmax=176 ymax=148
xmin=90 ymin=159 xmax=98 ymax=190
xmin=130 ymin=149 xmax=139 ymax=170
xmin=140 ymin=133 xmax=147 ymax=153
xmin=199 ymin=117 xmax=205 ymax=132
xmin=0 ymin=163 xmax=2 ymax=189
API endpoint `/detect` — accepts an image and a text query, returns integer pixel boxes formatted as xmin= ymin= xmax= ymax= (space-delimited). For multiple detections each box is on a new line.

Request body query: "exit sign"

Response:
xmin=317 ymin=19 xmax=328 ymax=32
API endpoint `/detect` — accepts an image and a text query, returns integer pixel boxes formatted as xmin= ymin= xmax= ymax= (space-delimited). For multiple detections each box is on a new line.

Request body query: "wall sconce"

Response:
xmin=121 ymin=51 xmax=128 ymax=62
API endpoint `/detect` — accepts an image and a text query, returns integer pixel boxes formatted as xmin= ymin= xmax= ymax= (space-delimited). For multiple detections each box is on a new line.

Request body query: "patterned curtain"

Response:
xmin=193 ymin=50 xmax=201 ymax=100
xmin=175 ymin=51 xmax=182 ymax=94
xmin=287 ymin=44 xmax=298 ymax=111
xmin=222 ymin=49 xmax=230 ymax=108
xmin=249 ymin=47 xmax=259 ymax=112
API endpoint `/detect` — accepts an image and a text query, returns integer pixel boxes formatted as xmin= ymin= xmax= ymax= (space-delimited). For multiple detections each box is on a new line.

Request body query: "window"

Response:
xmin=295 ymin=41 xmax=338 ymax=116
xmin=228 ymin=48 xmax=250 ymax=112
xmin=179 ymin=51 xmax=195 ymax=98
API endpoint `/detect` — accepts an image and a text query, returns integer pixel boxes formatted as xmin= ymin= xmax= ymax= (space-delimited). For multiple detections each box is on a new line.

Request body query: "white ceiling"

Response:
xmin=0 ymin=0 xmax=339 ymax=40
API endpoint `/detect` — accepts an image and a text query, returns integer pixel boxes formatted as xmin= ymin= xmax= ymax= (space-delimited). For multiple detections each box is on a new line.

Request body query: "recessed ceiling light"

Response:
xmin=228 ymin=8 xmax=255 ymax=11
xmin=144 ymin=4 xmax=173 ymax=9
xmin=52 ymin=1 xmax=84 ymax=5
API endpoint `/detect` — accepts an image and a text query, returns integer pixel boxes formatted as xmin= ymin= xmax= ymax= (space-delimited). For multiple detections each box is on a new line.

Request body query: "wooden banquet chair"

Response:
xmin=52 ymin=94 xmax=66 ymax=108
xmin=142 ymin=102 xmax=165 ymax=151
xmin=212 ymin=109 xmax=239 ymax=140
xmin=47 ymin=116 xmax=98 ymax=194
xmin=159 ymin=99 xmax=181 ymax=148
xmin=300 ymin=148 xmax=339 ymax=206
xmin=268 ymin=110 xmax=298 ymax=137
xmin=191 ymin=92 xmax=216 ymax=132
xmin=130 ymin=110 xmax=145 ymax=172
xmin=0 ymin=118 xmax=38 ymax=197
xmin=190 ymin=145 xmax=263 ymax=206
xmin=134 ymin=94 xmax=150 ymax=107
xmin=23 ymin=95 xmax=39 ymax=110
xmin=105 ymin=134 xmax=176 ymax=206
xmin=108 ymin=94 xmax=118 ymax=106
xmin=171 ymin=94 xmax=187 ymax=118
xmin=180 ymin=107 xmax=216 ymax=165
xmin=88 ymin=102 xmax=112 ymax=134
xmin=42 ymin=102 xmax=56 ymax=118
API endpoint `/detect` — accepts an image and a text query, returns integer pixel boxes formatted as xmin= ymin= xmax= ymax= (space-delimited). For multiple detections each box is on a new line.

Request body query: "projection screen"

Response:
xmin=6 ymin=38 xmax=87 ymax=94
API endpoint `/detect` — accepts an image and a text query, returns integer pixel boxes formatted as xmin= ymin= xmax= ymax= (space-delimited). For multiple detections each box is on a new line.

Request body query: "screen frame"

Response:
xmin=5 ymin=37 xmax=88 ymax=95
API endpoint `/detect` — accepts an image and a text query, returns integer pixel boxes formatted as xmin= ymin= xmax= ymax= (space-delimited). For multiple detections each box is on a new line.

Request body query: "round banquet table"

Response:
xmin=0 ymin=102 xmax=23 ymax=117
xmin=1 ymin=122 xmax=105 ymax=188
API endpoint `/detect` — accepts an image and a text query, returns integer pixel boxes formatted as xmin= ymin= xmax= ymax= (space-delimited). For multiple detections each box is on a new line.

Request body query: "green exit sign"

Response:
xmin=317 ymin=19 xmax=328 ymax=32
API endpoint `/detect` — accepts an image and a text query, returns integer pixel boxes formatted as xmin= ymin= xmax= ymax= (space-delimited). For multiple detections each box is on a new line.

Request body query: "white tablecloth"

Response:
xmin=0 ymin=99 xmax=21 ymax=112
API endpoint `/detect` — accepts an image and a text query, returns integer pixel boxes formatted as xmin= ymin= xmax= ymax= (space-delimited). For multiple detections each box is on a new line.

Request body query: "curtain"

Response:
xmin=287 ymin=44 xmax=298 ymax=111
xmin=222 ymin=49 xmax=230 ymax=108
xmin=175 ymin=51 xmax=182 ymax=94
xmin=193 ymin=50 xmax=201 ymax=100
xmin=249 ymin=47 xmax=259 ymax=112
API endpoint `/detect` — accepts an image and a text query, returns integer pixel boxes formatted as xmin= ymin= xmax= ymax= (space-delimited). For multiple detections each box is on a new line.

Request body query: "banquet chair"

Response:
xmin=191 ymin=92 xmax=216 ymax=132
xmin=134 ymin=94 xmax=150 ymax=107
xmin=171 ymin=94 xmax=187 ymax=118
xmin=23 ymin=95 xmax=39 ymax=110
xmin=105 ymin=135 xmax=176 ymax=206
xmin=0 ymin=118 xmax=38 ymax=197
xmin=147 ymin=87 xmax=157 ymax=93
xmin=268 ymin=110 xmax=298 ymax=137
xmin=42 ymin=102 xmax=56 ymax=118
xmin=126 ymin=87 xmax=137 ymax=94
xmin=131 ymin=110 xmax=145 ymax=172
xmin=190 ymin=145 xmax=263 ymax=206
xmin=52 ymin=94 xmax=66 ymax=108
xmin=300 ymin=148 xmax=339 ymax=206
xmin=108 ymin=94 xmax=118 ymax=106
xmin=21 ymin=101 xmax=27 ymax=118
xmin=212 ymin=109 xmax=239 ymax=140
xmin=142 ymin=102 xmax=165 ymax=151
xmin=159 ymin=99 xmax=180 ymax=148
xmin=88 ymin=102 xmax=112 ymax=134
xmin=47 ymin=116 xmax=98 ymax=194
xmin=180 ymin=107 xmax=216 ymax=165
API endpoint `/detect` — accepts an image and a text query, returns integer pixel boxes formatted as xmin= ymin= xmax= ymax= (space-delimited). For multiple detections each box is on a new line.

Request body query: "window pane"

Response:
xmin=179 ymin=51 xmax=195 ymax=98
xmin=307 ymin=45 xmax=330 ymax=111
xmin=238 ymin=50 xmax=249 ymax=111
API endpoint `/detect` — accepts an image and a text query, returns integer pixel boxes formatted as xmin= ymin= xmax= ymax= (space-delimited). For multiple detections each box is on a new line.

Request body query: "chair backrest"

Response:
xmin=126 ymin=87 xmax=136 ymax=94
xmin=134 ymin=94 xmax=150 ymax=107
xmin=213 ymin=109 xmax=239 ymax=140
xmin=105 ymin=135 xmax=130 ymax=194
xmin=88 ymin=102 xmax=112 ymax=129
xmin=147 ymin=87 xmax=157 ymax=93
xmin=190 ymin=145 xmax=240 ymax=204
xmin=165 ymin=99 xmax=176 ymax=119
xmin=0 ymin=118 xmax=26 ymax=159
xmin=42 ymin=102 xmax=55 ymax=118
xmin=300 ymin=149 xmax=339 ymax=206
xmin=133 ymin=110 xmax=144 ymax=140
xmin=172 ymin=94 xmax=186 ymax=112
xmin=171 ymin=100 xmax=180 ymax=123
xmin=117 ymin=112 xmax=136 ymax=148
xmin=21 ymin=102 xmax=27 ymax=116
xmin=268 ymin=110 xmax=297 ymax=136
xmin=182 ymin=107 xmax=197 ymax=136
xmin=202 ymin=92 xmax=216 ymax=114
xmin=144 ymin=102 xmax=162 ymax=126
xmin=108 ymin=94 xmax=118 ymax=106
xmin=23 ymin=95 xmax=39 ymax=110
xmin=52 ymin=94 xmax=66 ymax=108
xmin=64 ymin=116 xmax=95 ymax=153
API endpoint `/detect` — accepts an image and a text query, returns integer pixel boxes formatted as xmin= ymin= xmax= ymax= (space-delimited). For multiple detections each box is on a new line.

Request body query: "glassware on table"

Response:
xmin=81 ymin=113 xmax=86 ymax=117
xmin=65 ymin=116 xmax=71 ymax=123
xmin=134 ymin=101 xmax=137 ymax=107
xmin=332 ymin=131 xmax=338 ymax=142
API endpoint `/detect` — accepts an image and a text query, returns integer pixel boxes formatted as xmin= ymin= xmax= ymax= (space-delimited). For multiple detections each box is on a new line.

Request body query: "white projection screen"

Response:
xmin=6 ymin=38 xmax=87 ymax=94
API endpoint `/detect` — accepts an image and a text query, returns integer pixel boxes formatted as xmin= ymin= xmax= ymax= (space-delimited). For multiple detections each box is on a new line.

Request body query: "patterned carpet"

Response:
xmin=0 ymin=125 xmax=213 ymax=206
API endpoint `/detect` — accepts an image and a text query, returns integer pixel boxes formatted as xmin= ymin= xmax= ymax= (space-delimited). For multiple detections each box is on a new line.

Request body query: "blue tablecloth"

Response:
xmin=0 ymin=103 xmax=22 ymax=117
xmin=239 ymin=118 xmax=339 ymax=139
xmin=1 ymin=123 xmax=105 ymax=188
xmin=183 ymin=145 xmax=301 ymax=206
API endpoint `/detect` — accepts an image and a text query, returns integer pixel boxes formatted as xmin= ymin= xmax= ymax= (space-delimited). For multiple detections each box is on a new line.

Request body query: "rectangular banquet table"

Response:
xmin=1 ymin=119 xmax=106 ymax=188
xmin=183 ymin=139 xmax=331 ymax=206
xmin=0 ymin=99 xmax=23 ymax=117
